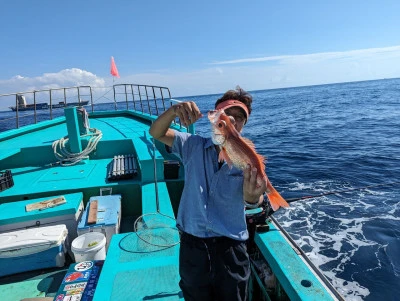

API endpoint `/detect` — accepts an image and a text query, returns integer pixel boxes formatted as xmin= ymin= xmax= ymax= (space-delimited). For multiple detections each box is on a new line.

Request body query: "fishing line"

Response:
xmin=89 ymin=86 xmax=115 ymax=104
xmin=286 ymin=181 xmax=400 ymax=203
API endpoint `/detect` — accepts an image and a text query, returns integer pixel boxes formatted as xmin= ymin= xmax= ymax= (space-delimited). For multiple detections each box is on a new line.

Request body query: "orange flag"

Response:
xmin=110 ymin=56 xmax=120 ymax=78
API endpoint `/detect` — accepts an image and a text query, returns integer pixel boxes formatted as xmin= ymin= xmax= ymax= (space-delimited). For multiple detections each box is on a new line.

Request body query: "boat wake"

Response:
xmin=276 ymin=180 xmax=400 ymax=301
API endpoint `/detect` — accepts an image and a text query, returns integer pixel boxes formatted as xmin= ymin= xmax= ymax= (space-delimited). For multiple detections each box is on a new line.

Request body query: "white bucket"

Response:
xmin=71 ymin=232 xmax=106 ymax=262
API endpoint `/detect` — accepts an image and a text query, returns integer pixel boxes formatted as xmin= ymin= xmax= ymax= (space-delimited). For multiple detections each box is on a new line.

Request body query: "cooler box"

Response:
xmin=0 ymin=192 xmax=84 ymax=248
xmin=77 ymin=194 xmax=121 ymax=251
xmin=53 ymin=260 xmax=104 ymax=301
xmin=0 ymin=224 xmax=68 ymax=277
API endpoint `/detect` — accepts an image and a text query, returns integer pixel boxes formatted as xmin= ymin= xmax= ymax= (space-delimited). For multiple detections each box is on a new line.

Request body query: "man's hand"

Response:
xmin=150 ymin=101 xmax=203 ymax=147
xmin=243 ymin=165 xmax=267 ymax=205
xmin=173 ymin=101 xmax=203 ymax=127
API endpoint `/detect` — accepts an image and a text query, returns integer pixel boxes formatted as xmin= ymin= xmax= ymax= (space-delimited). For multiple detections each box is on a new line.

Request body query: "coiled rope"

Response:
xmin=52 ymin=108 xmax=102 ymax=166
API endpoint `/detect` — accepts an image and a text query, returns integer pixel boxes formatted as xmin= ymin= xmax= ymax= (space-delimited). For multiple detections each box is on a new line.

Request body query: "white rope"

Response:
xmin=52 ymin=108 xmax=102 ymax=166
xmin=52 ymin=128 xmax=103 ymax=166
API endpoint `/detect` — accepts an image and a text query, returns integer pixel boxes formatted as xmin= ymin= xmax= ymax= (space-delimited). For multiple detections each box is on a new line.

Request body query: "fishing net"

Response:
xmin=133 ymin=138 xmax=180 ymax=248
xmin=134 ymin=212 xmax=180 ymax=248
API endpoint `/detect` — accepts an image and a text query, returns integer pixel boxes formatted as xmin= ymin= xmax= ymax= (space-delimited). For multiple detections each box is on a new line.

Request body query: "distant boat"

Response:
xmin=9 ymin=102 xmax=49 ymax=111
xmin=9 ymin=94 xmax=89 ymax=111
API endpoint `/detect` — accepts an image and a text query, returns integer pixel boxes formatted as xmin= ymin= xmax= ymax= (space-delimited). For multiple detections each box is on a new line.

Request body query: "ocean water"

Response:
xmin=1 ymin=78 xmax=399 ymax=300
xmin=190 ymin=79 xmax=400 ymax=301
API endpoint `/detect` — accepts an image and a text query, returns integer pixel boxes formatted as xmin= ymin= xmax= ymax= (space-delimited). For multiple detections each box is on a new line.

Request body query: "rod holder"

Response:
xmin=64 ymin=107 xmax=83 ymax=154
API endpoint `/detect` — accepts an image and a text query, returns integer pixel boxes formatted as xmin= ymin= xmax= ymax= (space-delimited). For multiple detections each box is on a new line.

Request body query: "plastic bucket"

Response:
xmin=71 ymin=232 xmax=106 ymax=262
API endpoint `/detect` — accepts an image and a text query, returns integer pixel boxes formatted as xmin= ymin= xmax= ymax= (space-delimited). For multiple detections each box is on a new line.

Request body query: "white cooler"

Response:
xmin=77 ymin=194 xmax=121 ymax=251
xmin=0 ymin=192 xmax=84 ymax=248
xmin=0 ymin=224 xmax=68 ymax=277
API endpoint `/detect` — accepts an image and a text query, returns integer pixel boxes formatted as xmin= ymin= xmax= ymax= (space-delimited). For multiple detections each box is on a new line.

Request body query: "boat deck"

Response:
xmin=0 ymin=111 xmax=182 ymax=209
xmin=93 ymin=233 xmax=182 ymax=301
xmin=0 ymin=174 xmax=182 ymax=301
xmin=0 ymin=110 xmax=187 ymax=300
xmin=0 ymin=107 xmax=343 ymax=301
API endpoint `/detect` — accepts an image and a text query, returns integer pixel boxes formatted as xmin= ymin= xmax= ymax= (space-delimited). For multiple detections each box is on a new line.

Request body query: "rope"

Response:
xmin=91 ymin=87 xmax=114 ymax=104
xmin=286 ymin=181 xmax=400 ymax=203
xmin=52 ymin=128 xmax=102 ymax=166
xmin=52 ymin=108 xmax=102 ymax=166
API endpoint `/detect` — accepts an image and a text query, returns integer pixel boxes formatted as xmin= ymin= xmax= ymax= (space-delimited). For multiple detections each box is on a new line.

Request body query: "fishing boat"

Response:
xmin=0 ymin=84 xmax=344 ymax=301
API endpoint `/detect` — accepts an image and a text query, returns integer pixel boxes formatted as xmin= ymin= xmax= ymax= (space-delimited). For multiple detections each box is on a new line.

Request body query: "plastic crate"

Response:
xmin=0 ymin=170 xmax=13 ymax=192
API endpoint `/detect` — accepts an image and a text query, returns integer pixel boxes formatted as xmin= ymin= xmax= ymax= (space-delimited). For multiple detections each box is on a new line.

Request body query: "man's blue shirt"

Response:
xmin=172 ymin=131 xmax=248 ymax=241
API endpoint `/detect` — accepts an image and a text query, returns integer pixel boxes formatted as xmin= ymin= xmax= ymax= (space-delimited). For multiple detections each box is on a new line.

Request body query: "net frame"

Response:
xmin=133 ymin=138 xmax=180 ymax=247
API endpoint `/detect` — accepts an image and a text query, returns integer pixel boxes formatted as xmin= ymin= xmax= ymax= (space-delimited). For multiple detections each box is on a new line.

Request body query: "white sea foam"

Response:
xmin=276 ymin=180 xmax=400 ymax=300
xmin=388 ymin=200 xmax=400 ymax=215
xmin=288 ymin=180 xmax=335 ymax=192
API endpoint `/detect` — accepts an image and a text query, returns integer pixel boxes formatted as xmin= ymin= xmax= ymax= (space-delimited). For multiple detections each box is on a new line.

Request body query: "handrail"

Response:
xmin=113 ymin=84 xmax=171 ymax=116
xmin=0 ymin=84 xmax=192 ymax=133
xmin=0 ymin=86 xmax=93 ymax=130
xmin=0 ymin=85 xmax=92 ymax=98
xmin=112 ymin=84 xmax=191 ymax=132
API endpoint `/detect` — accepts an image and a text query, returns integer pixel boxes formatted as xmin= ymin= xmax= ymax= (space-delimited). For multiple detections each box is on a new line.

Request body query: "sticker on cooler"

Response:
xmin=63 ymin=294 xmax=82 ymax=301
xmin=63 ymin=271 xmax=91 ymax=283
xmin=64 ymin=282 xmax=87 ymax=291
xmin=74 ymin=261 xmax=94 ymax=271
xmin=55 ymin=294 xmax=64 ymax=301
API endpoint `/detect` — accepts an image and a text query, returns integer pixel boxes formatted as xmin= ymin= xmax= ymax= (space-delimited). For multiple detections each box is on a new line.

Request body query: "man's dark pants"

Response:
xmin=179 ymin=232 xmax=250 ymax=301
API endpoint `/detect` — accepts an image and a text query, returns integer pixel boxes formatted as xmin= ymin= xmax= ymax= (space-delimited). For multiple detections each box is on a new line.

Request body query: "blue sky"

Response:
xmin=1 ymin=0 xmax=400 ymax=104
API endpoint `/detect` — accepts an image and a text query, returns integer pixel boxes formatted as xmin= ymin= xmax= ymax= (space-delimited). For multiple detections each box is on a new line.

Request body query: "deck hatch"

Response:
xmin=38 ymin=164 xmax=96 ymax=182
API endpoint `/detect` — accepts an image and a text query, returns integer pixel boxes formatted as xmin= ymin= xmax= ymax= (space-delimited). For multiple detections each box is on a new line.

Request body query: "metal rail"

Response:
xmin=0 ymin=84 xmax=189 ymax=133
xmin=0 ymin=86 xmax=93 ymax=129
xmin=112 ymin=84 xmax=171 ymax=116
xmin=112 ymin=83 xmax=190 ymax=131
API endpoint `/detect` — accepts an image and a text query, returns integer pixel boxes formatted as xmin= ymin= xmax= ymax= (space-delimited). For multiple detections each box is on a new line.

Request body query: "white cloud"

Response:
xmin=1 ymin=45 xmax=400 ymax=107
xmin=0 ymin=69 xmax=108 ymax=109
xmin=210 ymin=45 xmax=400 ymax=65
xmin=215 ymin=67 xmax=223 ymax=74
xmin=116 ymin=45 xmax=400 ymax=96
xmin=0 ymin=68 xmax=105 ymax=95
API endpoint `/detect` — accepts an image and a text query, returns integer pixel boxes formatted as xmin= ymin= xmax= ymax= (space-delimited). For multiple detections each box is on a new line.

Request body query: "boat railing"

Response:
xmin=113 ymin=84 xmax=171 ymax=114
xmin=112 ymin=84 xmax=190 ymax=131
xmin=0 ymin=84 xmax=191 ymax=133
xmin=0 ymin=86 xmax=93 ymax=130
